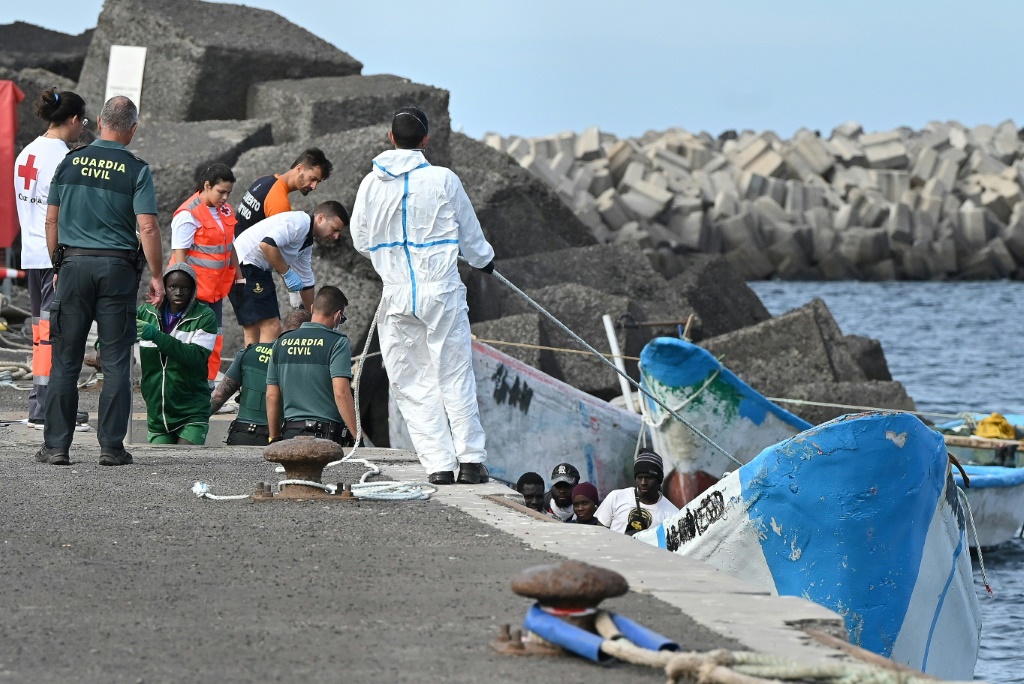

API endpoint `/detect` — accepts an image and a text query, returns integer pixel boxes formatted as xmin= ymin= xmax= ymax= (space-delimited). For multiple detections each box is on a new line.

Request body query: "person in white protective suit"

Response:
xmin=350 ymin=107 xmax=495 ymax=486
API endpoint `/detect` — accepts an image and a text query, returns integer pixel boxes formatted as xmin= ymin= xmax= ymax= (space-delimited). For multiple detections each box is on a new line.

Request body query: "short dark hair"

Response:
xmin=312 ymin=286 xmax=348 ymax=317
xmin=196 ymin=163 xmax=236 ymax=192
xmin=314 ymin=200 xmax=349 ymax=225
xmin=391 ymin=106 xmax=429 ymax=149
xmin=282 ymin=308 xmax=311 ymax=333
xmin=99 ymin=96 xmax=138 ymax=134
xmin=290 ymin=147 xmax=333 ymax=180
xmin=516 ymin=472 xmax=544 ymax=491
xmin=35 ymin=88 xmax=86 ymax=125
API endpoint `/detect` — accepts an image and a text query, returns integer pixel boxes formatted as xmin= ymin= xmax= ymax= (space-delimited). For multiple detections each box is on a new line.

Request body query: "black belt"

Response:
xmin=283 ymin=419 xmax=351 ymax=445
xmin=230 ymin=420 xmax=269 ymax=436
xmin=63 ymin=247 xmax=136 ymax=260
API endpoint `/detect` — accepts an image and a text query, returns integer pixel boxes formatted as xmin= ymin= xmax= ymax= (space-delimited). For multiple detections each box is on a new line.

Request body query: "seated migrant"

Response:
xmin=137 ymin=263 xmax=218 ymax=445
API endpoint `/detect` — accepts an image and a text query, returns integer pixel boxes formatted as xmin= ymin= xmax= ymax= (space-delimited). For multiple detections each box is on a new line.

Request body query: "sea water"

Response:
xmin=749 ymin=280 xmax=1024 ymax=683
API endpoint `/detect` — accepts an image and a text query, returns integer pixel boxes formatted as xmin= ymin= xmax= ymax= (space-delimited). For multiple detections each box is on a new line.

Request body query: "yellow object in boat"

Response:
xmin=975 ymin=413 xmax=1016 ymax=440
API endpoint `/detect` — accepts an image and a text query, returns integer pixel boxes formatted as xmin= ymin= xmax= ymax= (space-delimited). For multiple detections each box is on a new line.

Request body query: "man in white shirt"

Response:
xmin=13 ymin=88 xmax=87 ymax=429
xmin=228 ymin=202 xmax=346 ymax=345
xmin=597 ymin=449 xmax=680 ymax=534
xmin=350 ymin=107 xmax=495 ymax=486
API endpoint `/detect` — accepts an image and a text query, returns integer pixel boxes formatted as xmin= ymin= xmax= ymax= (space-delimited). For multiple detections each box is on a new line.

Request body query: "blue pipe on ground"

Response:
xmin=523 ymin=605 xmax=611 ymax=663
xmin=610 ymin=613 xmax=679 ymax=651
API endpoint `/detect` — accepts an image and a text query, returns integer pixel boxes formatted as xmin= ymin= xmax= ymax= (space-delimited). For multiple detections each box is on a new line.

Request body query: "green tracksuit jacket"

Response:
xmin=137 ymin=297 xmax=218 ymax=437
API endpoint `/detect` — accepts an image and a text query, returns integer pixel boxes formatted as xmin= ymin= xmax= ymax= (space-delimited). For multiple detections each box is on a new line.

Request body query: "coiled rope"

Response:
xmin=473 ymin=260 xmax=742 ymax=468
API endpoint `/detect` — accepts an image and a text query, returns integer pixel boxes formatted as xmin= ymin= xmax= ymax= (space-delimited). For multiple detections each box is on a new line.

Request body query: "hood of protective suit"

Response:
xmin=372 ymin=149 xmax=429 ymax=181
xmin=164 ymin=261 xmax=200 ymax=312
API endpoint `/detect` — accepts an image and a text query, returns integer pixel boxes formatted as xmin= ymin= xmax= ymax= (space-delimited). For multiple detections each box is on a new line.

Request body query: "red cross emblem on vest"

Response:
xmin=17 ymin=154 xmax=38 ymax=191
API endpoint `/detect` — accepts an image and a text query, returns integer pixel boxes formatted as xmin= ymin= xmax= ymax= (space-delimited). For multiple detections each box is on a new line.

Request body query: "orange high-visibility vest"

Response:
xmin=172 ymin=192 xmax=238 ymax=303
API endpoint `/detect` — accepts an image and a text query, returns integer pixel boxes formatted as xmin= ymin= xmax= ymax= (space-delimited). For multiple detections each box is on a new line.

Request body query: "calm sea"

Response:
xmin=749 ymin=280 xmax=1024 ymax=683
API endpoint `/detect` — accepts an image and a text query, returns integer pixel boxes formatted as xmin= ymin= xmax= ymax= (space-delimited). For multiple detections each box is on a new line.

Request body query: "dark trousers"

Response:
xmin=45 ymin=255 xmax=138 ymax=453
xmin=27 ymin=268 xmax=54 ymax=422
xmin=226 ymin=419 xmax=269 ymax=446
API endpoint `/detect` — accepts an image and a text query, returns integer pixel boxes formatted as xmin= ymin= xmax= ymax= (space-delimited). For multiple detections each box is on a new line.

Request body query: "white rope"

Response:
xmin=956 ymin=486 xmax=992 ymax=594
xmin=644 ymin=368 xmax=722 ymax=429
xmin=190 ymin=481 xmax=250 ymax=501
xmin=766 ymin=397 xmax=981 ymax=422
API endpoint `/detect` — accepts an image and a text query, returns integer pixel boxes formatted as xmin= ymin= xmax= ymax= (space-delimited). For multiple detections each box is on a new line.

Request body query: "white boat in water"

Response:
xmin=389 ymin=341 xmax=643 ymax=494
xmin=635 ymin=411 xmax=982 ymax=681
xmin=956 ymin=464 xmax=1024 ymax=549
xmin=639 ymin=336 xmax=811 ymax=506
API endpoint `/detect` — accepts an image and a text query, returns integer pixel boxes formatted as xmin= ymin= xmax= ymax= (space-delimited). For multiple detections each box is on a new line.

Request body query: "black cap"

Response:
xmin=551 ymin=462 xmax=580 ymax=486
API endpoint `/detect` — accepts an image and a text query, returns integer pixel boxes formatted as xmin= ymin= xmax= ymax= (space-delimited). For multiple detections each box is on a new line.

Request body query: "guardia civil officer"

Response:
xmin=210 ymin=308 xmax=311 ymax=445
xmin=35 ymin=95 xmax=164 ymax=466
xmin=265 ymin=286 xmax=357 ymax=445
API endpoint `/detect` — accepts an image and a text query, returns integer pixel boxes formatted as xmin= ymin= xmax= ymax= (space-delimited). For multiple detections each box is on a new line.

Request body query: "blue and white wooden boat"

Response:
xmin=389 ymin=340 xmax=643 ymax=495
xmin=955 ymin=464 xmax=1024 ymax=549
xmin=937 ymin=413 xmax=1024 ymax=468
xmin=635 ymin=411 xmax=981 ymax=681
xmin=639 ymin=337 xmax=811 ymax=507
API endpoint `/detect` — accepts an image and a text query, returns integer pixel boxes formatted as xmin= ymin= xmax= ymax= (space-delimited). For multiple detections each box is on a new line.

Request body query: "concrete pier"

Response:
xmin=0 ymin=390 xmax=964 ymax=682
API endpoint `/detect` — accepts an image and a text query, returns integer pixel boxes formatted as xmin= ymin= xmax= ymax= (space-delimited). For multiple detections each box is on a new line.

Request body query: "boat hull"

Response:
xmin=389 ymin=341 xmax=643 ymax=493
xmin=635 ymin=412 xmax=981 ymax=680
xmin=639 ymin=337 xmax=811 ymax=507
xmin=956 ymin=465 xmax=1024 ymax=549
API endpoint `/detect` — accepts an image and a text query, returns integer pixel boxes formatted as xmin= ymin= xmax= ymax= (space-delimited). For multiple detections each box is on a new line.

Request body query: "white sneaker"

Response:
xmin=27 ymin=419 xmax=44 ymax=430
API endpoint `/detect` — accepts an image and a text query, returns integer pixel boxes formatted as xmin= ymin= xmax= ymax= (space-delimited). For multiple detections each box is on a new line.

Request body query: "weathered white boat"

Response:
xmin=956 ymin=464 xmax=1024 ymax=549
xmin=389 ymin=341 xmax=643 ymax=494
xmin=635 ymin=411 xmax=982 ymax=681
xmin=938 ymin=413 xmax=1024 ymax=468
xmin=639 ymin=336 xmax=811 ymax=506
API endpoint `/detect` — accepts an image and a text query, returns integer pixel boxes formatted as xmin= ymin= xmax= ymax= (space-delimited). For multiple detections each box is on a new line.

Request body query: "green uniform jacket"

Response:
xmin=137 ymin=300 xmax=218 ymax=435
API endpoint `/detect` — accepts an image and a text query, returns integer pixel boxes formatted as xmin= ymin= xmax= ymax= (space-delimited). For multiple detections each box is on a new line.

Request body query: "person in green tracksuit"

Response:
xmin=136 ymin=262 xmax=218 ymax=444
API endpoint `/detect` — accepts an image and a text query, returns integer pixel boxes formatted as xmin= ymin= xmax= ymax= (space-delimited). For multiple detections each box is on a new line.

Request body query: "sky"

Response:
xmin=5 ymin=1 xmax=1024 ymax=141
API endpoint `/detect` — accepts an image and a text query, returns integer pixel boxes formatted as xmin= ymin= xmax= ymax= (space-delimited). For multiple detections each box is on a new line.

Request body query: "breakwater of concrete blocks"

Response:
xmin=484 ymin=122 xmax=1024 ymax=281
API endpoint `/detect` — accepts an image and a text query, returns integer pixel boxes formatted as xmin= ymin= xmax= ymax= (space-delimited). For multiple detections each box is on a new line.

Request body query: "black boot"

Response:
xmin=457 ymin=463 xmax=487 ymax=485
xmin=428 ymin=471 xmax=455 ymax=485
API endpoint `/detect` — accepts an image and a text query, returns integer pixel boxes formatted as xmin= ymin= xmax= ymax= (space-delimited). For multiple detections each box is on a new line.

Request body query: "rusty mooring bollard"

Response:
xmin=262 ymin=437 xmax=341 ymax=500
xmin=492 ymin=560 xmax=630 ymax=656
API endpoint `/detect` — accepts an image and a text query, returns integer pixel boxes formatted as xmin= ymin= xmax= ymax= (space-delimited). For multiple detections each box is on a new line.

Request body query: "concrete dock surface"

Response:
xmin=0 ymin=387 xmax=948 ymax=682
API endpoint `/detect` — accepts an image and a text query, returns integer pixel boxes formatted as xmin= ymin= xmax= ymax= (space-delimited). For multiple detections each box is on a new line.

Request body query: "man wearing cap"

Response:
xmin=596 ymin=449 xmax=679 ymax=535
xmin=350 ymin=106 xmax=495 ymax=486
xmin=544 ymin=462 xmax=580 ymax=521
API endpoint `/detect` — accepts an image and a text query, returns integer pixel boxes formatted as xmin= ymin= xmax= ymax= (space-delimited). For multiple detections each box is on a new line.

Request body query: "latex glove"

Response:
xmin=477 ymin=261 xmax=494 ymax=275
xmin=136 ymin=319 xmax=159 ymax=341
xmin=282 ymin=268 xmax=304 ymax=292
xmin=288 ymin=292 xmax=303 ymax=308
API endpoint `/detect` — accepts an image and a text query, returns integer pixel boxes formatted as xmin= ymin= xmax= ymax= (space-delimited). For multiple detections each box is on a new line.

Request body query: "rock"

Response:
xmin=501 ymin=283 xmax=644 ymax=399
xmin=0 ymin=67 xmax=76 ymax=152
xmin=724 ymin=243 xmax=775 ymax=280
xmin=701 ymin=298 xmax=866 ymax=400
xmin=844 ymin=334 xmax=893 ymax=381
xmin=781 ymin=381 xmax=916 ymax=425
xmin=248 ymin=74 xmax=450 ymax=165
xmin=77 ymin=0 xmax=362 ymax=122
xmin=0 ymin=22 xmax=93 ymax=80
xmin=471 ymin=314 xmax=551 ymax=372
xmin=666 ymin=254 xmax=772 ymax=339
xmin=448 ymin=133 xmax=597 ymax=258
xmin=130 ymin=119 xmax=274 ymax=217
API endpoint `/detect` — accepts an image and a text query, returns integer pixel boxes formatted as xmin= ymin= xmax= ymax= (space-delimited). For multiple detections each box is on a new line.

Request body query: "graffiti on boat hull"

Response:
xmin=491 ymin=364 xmax=534 ymax=414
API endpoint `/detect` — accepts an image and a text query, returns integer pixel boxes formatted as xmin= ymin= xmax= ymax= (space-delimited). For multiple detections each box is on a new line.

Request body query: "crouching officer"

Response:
xmin=210 ymin=308 xmax=310 ymax=445
xmin=265 ymin=286 xmax=357 ymax=445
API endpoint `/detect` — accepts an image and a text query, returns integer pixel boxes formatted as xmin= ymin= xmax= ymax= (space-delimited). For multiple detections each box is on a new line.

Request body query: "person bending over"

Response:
xmin=265 ymin=286 xmax=357 ymax=445
xmin=229 ymin=201 xmax=346 ymax=345
xmin=596 ymin=449 xmax=679 ymax=535
xmin=210 ymin=309 xmax=311 ymax=445
xmin=137 ymin=263 xmax=218 ymax=444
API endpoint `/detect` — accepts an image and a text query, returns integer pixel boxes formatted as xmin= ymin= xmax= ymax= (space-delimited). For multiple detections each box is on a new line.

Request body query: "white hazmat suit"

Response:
xmin=351 ymin=149 xmax=495 ymax=475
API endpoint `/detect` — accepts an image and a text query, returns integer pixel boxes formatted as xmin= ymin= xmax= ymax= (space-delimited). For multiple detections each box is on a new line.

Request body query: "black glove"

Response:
xmin=478 ymin=261 xmax=494 ymax=275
